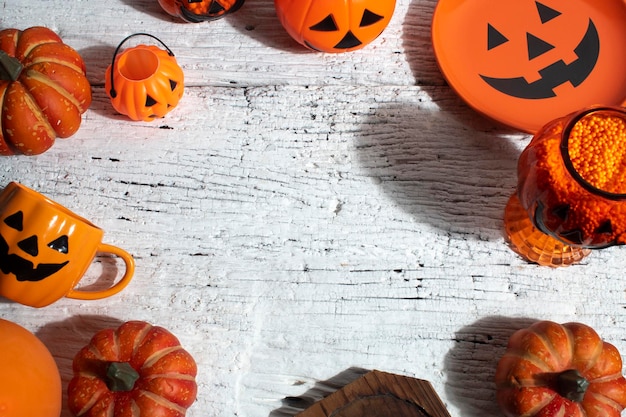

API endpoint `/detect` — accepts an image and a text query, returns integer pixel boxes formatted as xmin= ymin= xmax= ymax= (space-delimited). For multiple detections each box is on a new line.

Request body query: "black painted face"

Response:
xmin=0 ymin=211 xmax=69 ymax=282
xmin=479 ymin=2 xmax=600 ymax=99
xmin=305 ymin=9 xmax=385 ymax=51
xmin=533 ymin=202 xmax=616 ymax=249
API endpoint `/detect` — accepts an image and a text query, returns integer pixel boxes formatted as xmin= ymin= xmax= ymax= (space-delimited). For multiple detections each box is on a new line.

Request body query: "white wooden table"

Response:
xmin=2 ymin=1 xmax=626 ymax=417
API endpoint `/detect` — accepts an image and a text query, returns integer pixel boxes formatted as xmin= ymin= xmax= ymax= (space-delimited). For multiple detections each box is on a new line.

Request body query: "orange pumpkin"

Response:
xmin=68 ymin=321 xmax=197 ymax=417
xmin=496 ymin=321 xmax=626 ymax=417
xmin=0 ymin=318 xmax=62 ymax=417
xmin=274 ymin=0 xmax=396 ymax=53
xmin=105 ymin=34 xmax=184 ymax=122
xmin=158 ymin=0 xmax=245 ymax=22
xmin=0 ymin=26 xmax=92 ymax=155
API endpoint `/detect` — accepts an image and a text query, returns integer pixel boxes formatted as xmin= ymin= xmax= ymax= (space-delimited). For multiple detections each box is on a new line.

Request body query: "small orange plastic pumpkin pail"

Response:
xmin=105 ymin=33 xmax=184 ymax=121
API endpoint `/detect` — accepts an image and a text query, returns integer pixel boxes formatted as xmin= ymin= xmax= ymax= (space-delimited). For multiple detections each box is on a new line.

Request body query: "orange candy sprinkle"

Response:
xmin=567 ymin=111 xmax=626 ymax=195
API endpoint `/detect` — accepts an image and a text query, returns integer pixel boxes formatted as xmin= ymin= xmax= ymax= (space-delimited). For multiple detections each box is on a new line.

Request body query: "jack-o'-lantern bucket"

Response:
xmin=105 ymin=33 xmax=184 ymax=121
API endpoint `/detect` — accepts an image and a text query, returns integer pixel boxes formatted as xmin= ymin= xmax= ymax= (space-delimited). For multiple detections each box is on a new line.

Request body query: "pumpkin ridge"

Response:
xmin=519 ymin=389 xmax=558 ymax=416
xmin=26 ymin=55 xmax=86 ymax=78
xmin=89 ymin=343 xmax=108 ymax=361
xmin=18 ymin=34 xmax=65 ymax=60
xmin=561 ymin=324 xmax=577 ymax=370
xmin=0 ymin=83 xmax=15 ymax=155
xmin=506 ymin=350 xmax=554 ymax=374
xmin=11 ymin=82 xmax=57 ymax=143
xmin=69 ymin=375 xmax=110 ymax=416
xmin=299 ymin=0 xmax=315 ymax=43
xmin=23 ymin=69 xmax=83 ymax=117
xmin=588 ymin=372 xmax=625 ymax=384
xmin=529 ymin=327 xmax=571 ymax=371
xmin=141 ymin=372 xmax=197 ymax=381
xmin=584 ymin=341 xmax=605 ymax=374
xmin=19 ymin=40 xmax=59 ymax=62
xmin=1 ymin=31 xmax=19 ymax=56
xmin=141 ymin=345 xmax=186 ymax=369
xmin=138 ymin=389 xmax=188 ymax=414
xmin=585 ymin=390 xmax=623 ymax=415
xmin=564 ymin=323 xmax=604 ymax=374
xmin=129 ymin=322 xmax=154 ymax=360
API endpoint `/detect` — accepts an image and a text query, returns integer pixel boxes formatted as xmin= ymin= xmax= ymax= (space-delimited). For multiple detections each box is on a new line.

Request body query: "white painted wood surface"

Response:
xmin=2 ymin=1 xmax=626 ymax=417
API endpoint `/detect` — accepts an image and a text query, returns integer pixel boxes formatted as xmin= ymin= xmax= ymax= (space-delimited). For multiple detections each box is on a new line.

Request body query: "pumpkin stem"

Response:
xmin=106 ymin=362 xmax=140 ymax=392
xmin=555 ymin=369 xmax=589 ymax=403
xmin=0 ymin=50 xmax=23 ymax=81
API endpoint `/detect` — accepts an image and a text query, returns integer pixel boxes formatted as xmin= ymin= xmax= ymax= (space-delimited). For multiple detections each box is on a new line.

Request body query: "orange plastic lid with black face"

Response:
xmin=431 ymin=0 xmax=626 ymax=133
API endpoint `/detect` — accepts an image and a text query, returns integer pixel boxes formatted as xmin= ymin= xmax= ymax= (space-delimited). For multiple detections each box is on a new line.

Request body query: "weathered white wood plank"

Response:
xmin=2 ymin=2 xmax=626 ymax=417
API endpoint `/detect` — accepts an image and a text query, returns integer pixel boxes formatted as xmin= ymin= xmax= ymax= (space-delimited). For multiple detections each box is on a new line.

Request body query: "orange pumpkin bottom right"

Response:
xmin=496 ymin=321 xmax=626 ymax=417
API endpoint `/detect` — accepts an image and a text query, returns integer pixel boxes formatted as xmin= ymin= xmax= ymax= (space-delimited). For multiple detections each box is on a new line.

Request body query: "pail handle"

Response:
xmin=109 ymin=33 xmax=175 ymax=98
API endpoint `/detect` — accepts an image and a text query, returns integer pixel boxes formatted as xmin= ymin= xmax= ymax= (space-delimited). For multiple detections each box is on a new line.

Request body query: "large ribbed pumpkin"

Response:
xmin=104 ymin=34 xmax=184 ymax=121
xmin=496 ymin=321 xmax=626 ymax=417
xmin=0 ymin=26 xmax=92 ymax=155
xmin=67 ymin=321 xmax=197 ymax=417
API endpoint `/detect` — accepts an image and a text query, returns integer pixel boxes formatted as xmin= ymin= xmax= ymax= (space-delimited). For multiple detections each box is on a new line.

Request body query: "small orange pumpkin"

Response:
xmin=496 ymin=321 xmax=626 ymax=417
xmin=158 ymin=0 xmax=245 ymax=22
xmin=0 ymin=26 xmax=92 ymax=155
xmin=104 ymin=34 xmax=184 ymax=121
xmin=0 ymin=318 xmax=62 ymax=417
xmin=274 ymin=0 xmax=396 ymax=53
xmin=68 ymin=320 xmax=197 ymax=417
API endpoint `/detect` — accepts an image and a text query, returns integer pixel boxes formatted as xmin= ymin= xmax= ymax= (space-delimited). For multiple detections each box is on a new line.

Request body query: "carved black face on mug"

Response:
xmin=0 ymin=211 xmax=69 ymax=282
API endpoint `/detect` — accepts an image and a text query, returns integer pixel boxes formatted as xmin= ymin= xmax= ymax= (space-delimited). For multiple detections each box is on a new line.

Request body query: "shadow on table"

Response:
xmin=354 ymin=99 xmax=521 ymax=241
xmin=444 ymin=316 xmax=537 ymax=417
xmin=269 ymin=367 xmax=371 ymax=417
xmin=227 ymin=0 xmax=310 ymax=53
xmin=77 ymin=43 xmax=124 ymax=120
xmin=36 ymin=315 xmax=124 ymax=417
xmin=119 ymin=0 xmax=178 ymax=22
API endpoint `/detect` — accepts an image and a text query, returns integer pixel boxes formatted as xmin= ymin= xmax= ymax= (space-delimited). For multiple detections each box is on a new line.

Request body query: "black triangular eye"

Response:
xmin=536 ymin=1 xmax=561 ymax=23
xmin=527 ymin=32 xmax=554 ymax=60
xmin=170 ymin=80 xmax=178 ymax=91
xmin=48 ymin=235 xmax=69 ymax=254
xmin=3 ymin=211 xmax=23 ymax=231
xmin=335 ymin=31 xmax=362 ymax=49
xmin=551 ymin=204 xmax=570 ymax=221
xmin=145 ymin=95 xmax=158 ymax=107
xmin=487 ymin=24 xmax=508 ymax=50
xmin=310 ymin=15 xmax=338 ymax=32
xmin=209 ymin=0 xmax=225 ymax=14
xmin=18 ymin=235 xmax=38 ymax=256
xmin=360 ymin=9 xmax=383 ymax=27
xmin=595 ymin=220 xmax=613 ymax=235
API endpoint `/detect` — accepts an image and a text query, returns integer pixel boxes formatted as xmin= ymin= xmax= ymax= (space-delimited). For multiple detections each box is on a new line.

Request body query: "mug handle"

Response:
xmin=66 ymin=243 xmax=136 ymax=300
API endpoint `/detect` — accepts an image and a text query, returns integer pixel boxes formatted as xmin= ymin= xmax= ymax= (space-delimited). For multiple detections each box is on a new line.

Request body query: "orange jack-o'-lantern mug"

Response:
xmin=0 ymin=182 xmax=135 ymax=307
